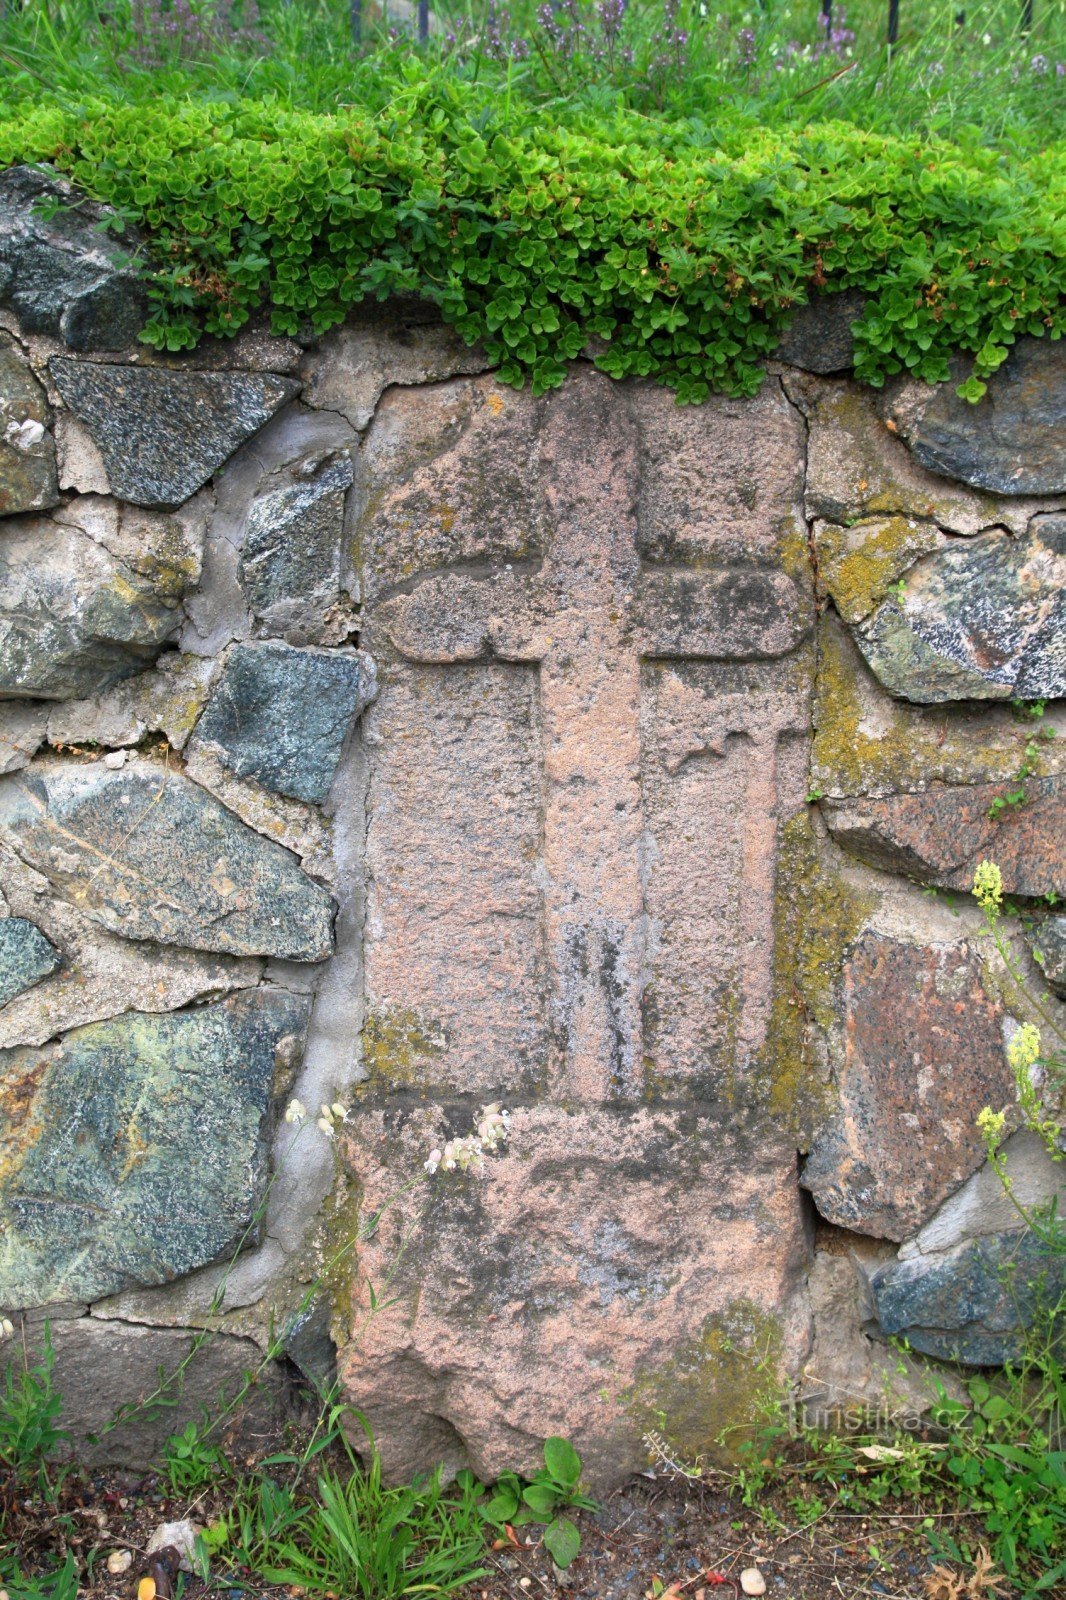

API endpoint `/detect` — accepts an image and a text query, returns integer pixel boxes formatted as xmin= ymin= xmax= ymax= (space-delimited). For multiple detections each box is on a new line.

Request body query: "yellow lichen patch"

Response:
xmin=811 ymin=615 xmax=1048 ymax=799
xmin=360 ymin=1004 xmax=446 ymax=1089
xmin=756 ymin=808 xmax=874 ymax=1143
xmin=623 ymin=1299 xmax=785 ymax=1468
xmin=816 ymin=515 xmax=942 ymax=624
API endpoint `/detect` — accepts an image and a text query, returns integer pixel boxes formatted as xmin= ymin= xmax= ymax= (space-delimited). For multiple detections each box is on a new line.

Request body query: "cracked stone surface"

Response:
xmin=825 ymin=775 xmax=1065 ymax=897
xmin=238 ymin=449 xmax=353 ymax=644
xmin=871 ymin=1228 xmax=1066 ymax=1365
xmin=0 ymin=757 xmax=335 ymax=961
xmin=0 ymin=987 xmax=311 ymax=1307
xmin=0 ymin=512 xmax=187 ymax=700
xmin=193 ymin=641 xmax=376 ymax=805
xmin=888 ymin=337 xmax=1066 ymax=495
xmin=776 ymin=290 xmax=865 ymax=374
xmin=49 ymin=358 xmax=301 ymax=506
xmin=0 ymin=915 xmax=61 ymax=1005
xmin=853 ymin=517 xmax=1066 ymax=703
xmin=0 ymin=333 xmax=58 ymax=515
xmin=1030 ymin=915 xmax=1066 ymax=997
xmin=344 ymin=366 xmax=814 ymax=1483
xmin=801 ymin=933 xmax=1012 ymax=1242
xmin=0 ymin=165 xmax=146 ymax=350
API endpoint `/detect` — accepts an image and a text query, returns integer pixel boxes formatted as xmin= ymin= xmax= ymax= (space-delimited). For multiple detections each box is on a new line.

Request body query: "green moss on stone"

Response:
xmin=623 ymin=1299 xmax=785 ymax=1467
xmin=360 ymin=1005 xmax=446 ymax=1089
xmin=755 ymin=808 xmax=875 ymax=1143
xmin=816 ymin=515 xmax=941 ymax=624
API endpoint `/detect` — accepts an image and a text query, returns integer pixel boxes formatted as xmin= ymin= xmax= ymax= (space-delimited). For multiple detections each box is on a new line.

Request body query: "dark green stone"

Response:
xmin=0 ymin=917 xmax=60 ymax=1006
xmin=871 ymin=1229 xmax=1066 ymax=1365
xmin=49 ymin=358 xmax=300 ymax=508
xmin=0 ymin=988 xmax=310 ymax=1307
xmin=0 ymin=759 xmax=335 ymax=960
xmin=195 ymin=642 xmax=375 ymax=805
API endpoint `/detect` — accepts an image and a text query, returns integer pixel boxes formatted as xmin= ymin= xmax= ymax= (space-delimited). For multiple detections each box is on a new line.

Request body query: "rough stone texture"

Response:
xmin=0 ymin=915 xmax=61 ymax=1005
xmin=0 ymin=838 xmax=261 ymax=1050
xmin=853 ymin=517 xmax=1065 ymax=704
xmin=0 ymin=166 xmax=146 ymax=350
xmin=49 ymin=358 xmax=301 ymax=506
xmin=786 ymin=373 xmax=1063 ymax=537
xmin=776 ymin=290 xmax=865 ymax=374
xmin=0 ymin=333 xmax=58 ymax=514
xmin=342 ymin=1104 xmax=811 ymax=1489
xmin=1031 ymin=916 xmax=1066 ymax=997
xmin=801 ymin=933 xmax=1012 ymax=1242
xmin=814 ymin=515 xmax=944 ymax=626
xmin=238 ymin=449 xmax=353 ymax=644
xmin=0 ymin=757 xmax=335 ymax=961
xmin=888 ymin=338 xmax=1066 ymax=496
xmin=2 ymin=1318 xmax=290 ymax=1468
xmin=871 ymin=1228 xmax=1066 ymax=1365
xmin=343 ymin=367 xmax=815 ymax=1481
xmin=0 ymin=702 xmax=46 ymax=773
xmin=46 ymin=652 xmax=216 ymax=752
xmin=0 ymin=512 xmax=187 ymax=700
xmin=812 ymin=612 xmax=1066 ymax=801
xmin=0 ymin=987 xmax=311 ymax=1306
xmin=193 ymin=642 xmax=375 ymax=806
xmin=825 ymin=776 xmax=1065 ymax=898
xmin=299 ymin=322 xmax=489 ymax=430
xmin=898 ymin=1131 xmax=1064 ymax=1263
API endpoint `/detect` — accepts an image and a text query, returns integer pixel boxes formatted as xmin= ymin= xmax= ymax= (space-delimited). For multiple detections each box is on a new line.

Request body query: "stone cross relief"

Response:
xmin=364 ymin=376 xmax=812 ymax=1105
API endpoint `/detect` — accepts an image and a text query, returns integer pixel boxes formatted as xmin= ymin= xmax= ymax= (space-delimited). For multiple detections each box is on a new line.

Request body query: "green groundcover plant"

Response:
xmin=0 ymin=87 xmax=1063 ymax=398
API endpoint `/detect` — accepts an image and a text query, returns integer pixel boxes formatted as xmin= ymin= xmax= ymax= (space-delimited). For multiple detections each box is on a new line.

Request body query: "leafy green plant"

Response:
xmin=216 ymin=1415 xmax=488 ymax=1598
xmin=162 ymin=1418 xmax=229 ymax=1494
xmin=0 ymin=76 xmax=1062 ymax=399
xmin=0 ymin=1327 xmax=68 ymax=1495
xmin=481 ymin=1435 xmax=596 ymax=1568
xmin=0 ymin=1554 xmax=80 ymax=1600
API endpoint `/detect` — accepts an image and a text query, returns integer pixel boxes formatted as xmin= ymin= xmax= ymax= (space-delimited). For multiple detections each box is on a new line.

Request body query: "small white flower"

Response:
xmin=284 ymin=1097 xmax=307 ymax=1125
xmin=425 ymin=1148 xmax=442 ymax=1174
xmin=316 ymin=1115 xmax=336 ymax=1138
xmin=0 ymin=1316 xmax=14 ymax=1339
xmin=331 ymin=1101 xmax=349 ymax=1122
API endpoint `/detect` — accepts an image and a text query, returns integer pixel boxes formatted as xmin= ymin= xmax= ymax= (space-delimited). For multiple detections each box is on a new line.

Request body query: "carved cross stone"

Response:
xmin=344 ymin=366 xmax=816 ymax=1487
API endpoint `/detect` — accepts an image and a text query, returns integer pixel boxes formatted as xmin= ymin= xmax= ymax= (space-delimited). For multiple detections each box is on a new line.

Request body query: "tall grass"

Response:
xmin=0 ymin=0 xmax=1062 ymax=149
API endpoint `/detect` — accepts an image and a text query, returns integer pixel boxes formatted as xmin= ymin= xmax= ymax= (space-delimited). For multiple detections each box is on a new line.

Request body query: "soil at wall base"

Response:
xmin=7 ymin=1453 xmax=1007 ymax=1600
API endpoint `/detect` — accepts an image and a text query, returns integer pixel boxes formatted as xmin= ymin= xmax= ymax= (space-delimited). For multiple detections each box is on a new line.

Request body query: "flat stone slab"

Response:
xmin=0 ymin=335 xmax=58 ymax=515
xmin=871 ymin=1228 xmax=1066 ymax=1365
xmin=826 ymin=775 xmax=1065 ymax=898
xmin=0 ymin=916 xmax=60 ymax=1006
xmin=853 ymin=516 xmax=1065 ymax=703
xmin=0 ymin=512 xmax=185 ymax=700
xmin=49 ymin=358 xmax=300 ymax=507
xmin=0 ymin=165 xmax=146 ymax=351
xmin=0 ymin=758 xmax=334 ymax=961
xmin=341 ymin=1102 xmax=810 ymax=1489
xmin=802 ymin=933 xmax=1012 ymax=1242
xmin=0 ymin=987 xmax=310 ymax=1306
xmin=892 ymin=337 xmax=1066 ymax=495
xmin=9 ymin=1319 xmax=291 ymax=1468
xmin=193 ymin=642 xmax=375 ymax=805
xmin=238 ymin=449 xmax=353 ymax=643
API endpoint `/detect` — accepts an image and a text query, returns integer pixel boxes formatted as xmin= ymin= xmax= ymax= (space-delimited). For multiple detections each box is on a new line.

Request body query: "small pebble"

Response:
xmin=106 ymin=1551 xmax=133 ymax=1575
xmin=103 ymin=749 xmax=128 ymax=768
xmin=740 ymin=1569 xmax=767 ymax=1597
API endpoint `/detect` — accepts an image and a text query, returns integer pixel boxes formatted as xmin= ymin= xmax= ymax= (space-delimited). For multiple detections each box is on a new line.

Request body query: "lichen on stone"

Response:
xmin=623 ymin=1299 xmax=785 ymax=1468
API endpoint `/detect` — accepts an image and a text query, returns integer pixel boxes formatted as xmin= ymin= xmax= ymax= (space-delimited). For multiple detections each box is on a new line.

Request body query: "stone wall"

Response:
xmin=0 ymin=168 xmax=1063 ymax=1486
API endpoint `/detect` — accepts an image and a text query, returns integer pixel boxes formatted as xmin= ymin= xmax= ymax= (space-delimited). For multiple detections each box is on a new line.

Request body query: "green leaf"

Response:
xmin=544 ymin=1436 xmax=582 ymax=1488
xmin=543 ymin=1516 xmax=581 ymax=1568
xmin=522 ymin=1482 xmax=560 ymax=1516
